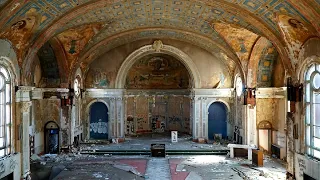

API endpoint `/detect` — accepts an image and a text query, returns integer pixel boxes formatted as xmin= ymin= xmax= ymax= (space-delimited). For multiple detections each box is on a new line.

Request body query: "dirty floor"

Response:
xmin=32 ymin=154 xmax=286 ymax=180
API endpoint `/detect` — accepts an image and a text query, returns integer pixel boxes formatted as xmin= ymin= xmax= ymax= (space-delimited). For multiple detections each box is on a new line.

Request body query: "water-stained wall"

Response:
xmin=125 ymin=94 xmax=191 ymax=135
xmin=32 ymin=99 xmax=62 ymax=154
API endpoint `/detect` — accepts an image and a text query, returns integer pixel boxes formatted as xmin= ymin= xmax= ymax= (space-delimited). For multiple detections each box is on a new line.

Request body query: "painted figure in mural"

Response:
xmin=11 ymin=20 xmax=27 ymax=30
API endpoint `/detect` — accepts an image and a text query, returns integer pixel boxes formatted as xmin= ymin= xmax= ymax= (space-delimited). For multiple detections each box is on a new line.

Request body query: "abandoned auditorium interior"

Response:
xmin=1 ymin=0 xmax=320 ymax=179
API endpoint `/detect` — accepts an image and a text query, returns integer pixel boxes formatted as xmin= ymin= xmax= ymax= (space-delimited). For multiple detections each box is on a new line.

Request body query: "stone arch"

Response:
xmin=247 ymin=37 xmax=279 ymax=88
xmin=257 ymin=120 xmax=272 ymax=129
xmin=207 ymin=99 xmax=230 ymax=113
xmin=115 ymin=43 xmax=201 ymax=89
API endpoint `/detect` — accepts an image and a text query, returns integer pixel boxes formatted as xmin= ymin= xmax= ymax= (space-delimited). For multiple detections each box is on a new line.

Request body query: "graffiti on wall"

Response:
xmin=126 ymin=116 xmax=135 ymax=134
xmin=125 ymin=54 xmax=190 ymax=89
xmin=90 ymin=119 xmax=108 ymax=134
xmin=151 ymin=115 xmax=166 ymax=133
xmin=297 ymin=156 xmax=306 ymax=178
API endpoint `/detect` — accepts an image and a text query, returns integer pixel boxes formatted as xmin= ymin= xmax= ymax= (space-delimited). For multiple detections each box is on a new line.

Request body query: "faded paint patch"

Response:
xmin=277 ymin=14 xmax=316 ymax=70
xmin=214 ymin=23 xmax=259 ymax=72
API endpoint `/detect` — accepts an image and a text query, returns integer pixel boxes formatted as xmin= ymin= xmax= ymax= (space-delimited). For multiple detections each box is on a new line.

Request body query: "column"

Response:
xmin=60 ymin=99 xmax=72 ymax=149
xmin=16 ymin=87 xmax=33 ymax=179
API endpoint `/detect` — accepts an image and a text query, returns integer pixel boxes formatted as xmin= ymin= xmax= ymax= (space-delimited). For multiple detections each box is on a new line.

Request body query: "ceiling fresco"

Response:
xmin=214 ymin=23 xmax=259 ymax=72
xmin=0 ymin=0 xmax=9 ymax=9
xmin=0 ymin=0 xmax=320 ymax=87
xmin=55 ymin=23 xmax=103 ymax=71
xmin=257 ymin=40 xmax=279 ymax=87
xmin=1 ymin=1 xmax=312 ymax=67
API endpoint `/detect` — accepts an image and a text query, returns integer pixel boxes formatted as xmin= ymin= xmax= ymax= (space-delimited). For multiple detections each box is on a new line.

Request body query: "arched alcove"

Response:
xmin=207 ymin=102 xmax=228 ymax=140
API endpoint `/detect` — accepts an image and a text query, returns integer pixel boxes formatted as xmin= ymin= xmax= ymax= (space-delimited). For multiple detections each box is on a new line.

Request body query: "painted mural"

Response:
xmin=125 ymin=54 xmax=190 ymax=89
xmin=55 ymin=24 xmax=103 ymax=70
xmin=0 ymin=14 xmax=40 ymax=64
xmin=86 ymin=68 xmax=117 ymax=88
xmin=277 ymin=15 xmax=316 ymax=68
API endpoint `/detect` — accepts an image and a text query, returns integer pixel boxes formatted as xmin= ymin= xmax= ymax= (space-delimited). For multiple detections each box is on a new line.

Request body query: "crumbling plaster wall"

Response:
xmin=32 ymin=99 xmax=61 ymax=154
xmin=289 ymin=37 xmax=320 ymax=180
xmin=125 ymin=95 xmax=191 ymax=135
xmin=85 ymin=39 xmax=232 ymax=89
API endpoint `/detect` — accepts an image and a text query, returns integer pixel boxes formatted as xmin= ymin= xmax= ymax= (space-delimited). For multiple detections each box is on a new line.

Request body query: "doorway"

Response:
xmin=45 ymin=121 xmax=59 ymax=154
xmin=257 ymin=121 xmax=272 ymax=153
xmin=208 ymin=102 xmax=227 ymax=140
xmin=89 ymin=102 xmax=109 ymax=140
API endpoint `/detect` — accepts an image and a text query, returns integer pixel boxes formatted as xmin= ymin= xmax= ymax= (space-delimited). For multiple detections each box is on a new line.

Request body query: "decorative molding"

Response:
xmin=21 ymin=101 xmax=32 ymax=113
xmin=192 ymin=88 xmax=234 ymax=97
xmin=16 ymin=86 xmax=34 ymax=102
xmin=86 ymin=89 xmax=124 ymax=98
xmin=255 ymin=87 xmax=286 ymax=99
xmin=152 ymin=40 xmax=163 ymax=52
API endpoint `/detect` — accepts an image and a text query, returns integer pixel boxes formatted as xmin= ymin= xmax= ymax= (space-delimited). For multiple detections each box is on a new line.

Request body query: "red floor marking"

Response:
xmin=169 ymin=159 xmax=189 ymax=180
xmin=118 ymin=159 xmax=147 ymax=175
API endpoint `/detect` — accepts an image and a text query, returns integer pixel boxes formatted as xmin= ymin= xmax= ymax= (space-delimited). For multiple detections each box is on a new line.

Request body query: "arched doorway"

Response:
xmin=89 ymin=102 xmax=109 ymax=140
xmin=257 ymin=121 xmax=272 ymax=153
xmin=208 ymin=102 xmax=227 ymax=140
xmin=44 ymin=121 xmax=59 ymax=154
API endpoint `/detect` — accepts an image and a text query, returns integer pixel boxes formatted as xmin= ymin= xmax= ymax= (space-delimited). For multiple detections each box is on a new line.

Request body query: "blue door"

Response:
xmin=90 ymin=102 xmax=108 ymax=139
xmin=208 ymin=102 xmax=227 ymax=140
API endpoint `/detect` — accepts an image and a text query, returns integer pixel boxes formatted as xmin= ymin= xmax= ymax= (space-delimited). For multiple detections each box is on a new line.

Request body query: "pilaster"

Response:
xmin=16 ymin=86 xmax=33 ymax=179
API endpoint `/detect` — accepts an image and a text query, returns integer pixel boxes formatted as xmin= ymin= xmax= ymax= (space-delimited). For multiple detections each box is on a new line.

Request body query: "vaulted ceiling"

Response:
xmin=0 ymin=0 xmax=320 ymax=87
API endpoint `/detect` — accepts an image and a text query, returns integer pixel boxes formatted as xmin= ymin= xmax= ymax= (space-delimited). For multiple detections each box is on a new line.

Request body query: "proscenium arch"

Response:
xmin=115 ymin=44 xmax=202 ymax=89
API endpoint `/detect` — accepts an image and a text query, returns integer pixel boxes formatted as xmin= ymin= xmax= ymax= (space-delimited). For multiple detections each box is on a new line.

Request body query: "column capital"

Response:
xmin=16 ymin=86 xmax=35 ymax=102
xmin=21 ymin=101 xmax=32 ymax=113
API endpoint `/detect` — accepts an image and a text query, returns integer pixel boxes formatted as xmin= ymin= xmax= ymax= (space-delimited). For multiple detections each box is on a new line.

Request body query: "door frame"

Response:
xmin=44 ymin=121 xmax=59 ymax=154
xmin=87 ymin=100 xmax=110 ymax=140
xmin=257 ymin=120 xmax=272 ymax=153
xmin=207 ymin=101 xmax=229 ymax=140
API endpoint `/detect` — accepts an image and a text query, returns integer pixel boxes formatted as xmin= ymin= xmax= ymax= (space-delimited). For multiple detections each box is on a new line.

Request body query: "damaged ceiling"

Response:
xmin=0 ymin=0 xmax=319 ymax=87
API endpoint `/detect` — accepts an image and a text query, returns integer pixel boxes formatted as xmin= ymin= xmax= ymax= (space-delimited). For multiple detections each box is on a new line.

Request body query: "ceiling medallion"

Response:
xmin=152 ymin=40 xmax=163 ymax=52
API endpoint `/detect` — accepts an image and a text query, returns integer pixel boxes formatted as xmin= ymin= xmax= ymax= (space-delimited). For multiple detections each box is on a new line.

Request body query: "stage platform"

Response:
xmin=80 ymin=133 xmax=229 ymax=156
